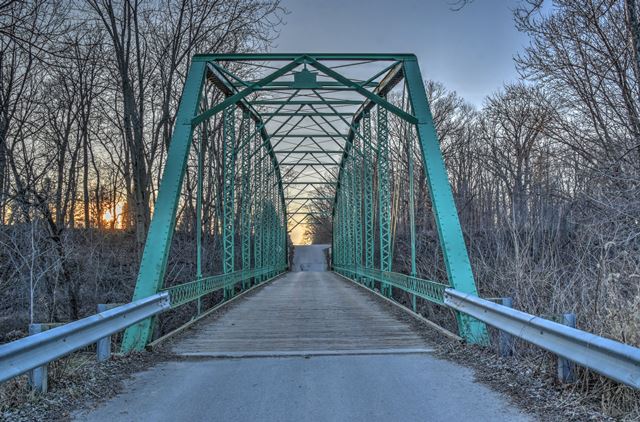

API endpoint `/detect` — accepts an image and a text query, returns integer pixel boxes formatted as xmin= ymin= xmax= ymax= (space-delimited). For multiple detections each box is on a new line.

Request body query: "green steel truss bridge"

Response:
xmin=121 ymin=53 xmax=488 ymax=351
xmin=3 ymin=56 xmax=639 ymax=415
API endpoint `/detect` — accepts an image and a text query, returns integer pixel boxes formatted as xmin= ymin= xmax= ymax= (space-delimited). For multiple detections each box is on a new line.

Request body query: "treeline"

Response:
xmin=430 ymin=1 xmax=640 ymax=349
xmin=0 ymin=0 xmax=283 ymax=331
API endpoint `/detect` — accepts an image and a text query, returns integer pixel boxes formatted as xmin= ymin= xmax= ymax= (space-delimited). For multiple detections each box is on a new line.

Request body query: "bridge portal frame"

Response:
xmin=121 ymin=54 xmax=488 ymax=352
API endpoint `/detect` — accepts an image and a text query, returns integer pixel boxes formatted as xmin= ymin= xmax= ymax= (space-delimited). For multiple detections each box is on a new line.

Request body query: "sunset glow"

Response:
xmin=102 ymin=203 xmax=124 ymax=228
xmin=289 ymin=223 xmax=309 ymax=245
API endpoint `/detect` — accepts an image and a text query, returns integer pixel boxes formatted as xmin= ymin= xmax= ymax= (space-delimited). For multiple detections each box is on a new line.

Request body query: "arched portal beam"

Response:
xmin=331 ymin=62 xmax=405 ymax=222
xmin=204 ymin=58 xmax=290 ymax=258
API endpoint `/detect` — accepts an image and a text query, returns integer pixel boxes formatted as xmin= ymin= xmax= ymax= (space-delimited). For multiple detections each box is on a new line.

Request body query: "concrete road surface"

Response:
xmin=75 ymin=354 xmax=531 ymax=422
xmin=291 ymin=244 xmax=329 ymax=271
xmin=74 ymin=271 xmax=532 ymax=422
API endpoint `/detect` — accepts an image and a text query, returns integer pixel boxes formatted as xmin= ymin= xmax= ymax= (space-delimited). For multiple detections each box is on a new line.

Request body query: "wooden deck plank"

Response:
xmin=171 ymin=271 xmax=431 ymax=355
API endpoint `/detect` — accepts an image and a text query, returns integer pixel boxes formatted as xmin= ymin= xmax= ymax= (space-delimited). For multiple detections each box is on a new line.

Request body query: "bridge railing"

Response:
xmin=334 ymin=266 xmax=640 ymax=389
xmin=333 ymin=265 xmax=447 ymax=305
xmin=163 ymin=266 xmax=285 ymax=308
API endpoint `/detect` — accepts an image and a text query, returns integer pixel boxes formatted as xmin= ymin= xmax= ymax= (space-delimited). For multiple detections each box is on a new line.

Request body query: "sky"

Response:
xmin=273 ymin=0 xmax=531 ymax=107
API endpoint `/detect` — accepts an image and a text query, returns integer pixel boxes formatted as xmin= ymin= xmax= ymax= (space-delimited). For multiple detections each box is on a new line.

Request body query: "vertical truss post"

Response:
xmin=121 ymin=60 xmax=205 ymax=352
xmin=377 ymin=103 xmax=392 ymax=297
xmin=266 ymin=162 xmax=274 ymax=277
xmin=337 ymin=172 xmax=345 ymax=271
xmin=254 ymin=126 xmax=264 ymax=282
xmin=240 ymin=112 xmax=252 ymax=289
xmin=403 ymin=58 xmax=489 ymax=344
xmin=352 ymin=123 xmax=362 ymax=281
xmin=271 ymin=165 xmax=278 ymax=274
xmin=363 ymin=112 xmax=374 ymax=288
xmin=335 ymin=195 xmax=339 ymax=269
xmin=275 ymin=173 xmax=280 ymax=271
xmin=279 ymin=186 xmax=286 ymax=270
xmin=262 ymin=151 xmax=271 ymax=278
xmin=272 ymin=171 xmax=278 ymax=274
xmin=334 ymin=186 xmax=340 ymax=270
xmin=332 ymin=204 xmax=337 ymax=268
xmin=408 ymin=126 xmax=417 ymax=312
xmin=222 ymin=104 xmax=237 ymax=300
xmin=196 ymin=125 xmax=204 ymax=315
xmin=336 ymin=179 xmax=341 ymax=269
xmin=262 ymin=159 xmax=269 ymax=279
xmin=344 ymin=157 xmax=353 ymax=276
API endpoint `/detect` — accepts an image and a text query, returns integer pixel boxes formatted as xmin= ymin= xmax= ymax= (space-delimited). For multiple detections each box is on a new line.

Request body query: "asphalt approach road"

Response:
xmin=291 ymin=243 xmax=330 ymax=271
xmin=74 ymin=254 xmax=531 ymax=421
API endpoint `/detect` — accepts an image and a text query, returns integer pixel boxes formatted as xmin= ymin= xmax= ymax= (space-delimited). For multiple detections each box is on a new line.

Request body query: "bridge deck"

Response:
xmin=171 ymin=271 xmax=429 ymax=356
xmin=75 ymin=270 xmax=532 ymax=422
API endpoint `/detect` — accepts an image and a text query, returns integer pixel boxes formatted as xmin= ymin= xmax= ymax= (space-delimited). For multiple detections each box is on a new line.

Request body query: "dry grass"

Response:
xmin=0 ymin=351 xmax=160 ymax=421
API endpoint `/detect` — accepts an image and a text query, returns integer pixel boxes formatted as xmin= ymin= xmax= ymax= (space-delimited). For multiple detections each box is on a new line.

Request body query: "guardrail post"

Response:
xmin=96 ymin=304 xmax=111 ymax=362
xmin=498 ymin=297 xmax=514 ymax=357
xmin=28 ymin=324 xmax=47 ymax=393
xmin=558 ymin=312 xmax=577 ymax=383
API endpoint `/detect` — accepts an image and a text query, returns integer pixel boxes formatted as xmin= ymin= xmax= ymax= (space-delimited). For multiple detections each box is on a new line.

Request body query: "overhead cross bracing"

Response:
xmin=202 ymin=54 xmax=411 ymax=239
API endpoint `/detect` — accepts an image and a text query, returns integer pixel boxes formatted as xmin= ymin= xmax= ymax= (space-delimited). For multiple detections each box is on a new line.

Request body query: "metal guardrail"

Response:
xmin=0 ymin=266 xmax=284 ymax=388
xmin=444 ymin=288 xmax=640 ymax=389
xmin=0 ymin=292 xmax=171 ymax=383
xmin=334 ymin=265 xmax=640 ymax=389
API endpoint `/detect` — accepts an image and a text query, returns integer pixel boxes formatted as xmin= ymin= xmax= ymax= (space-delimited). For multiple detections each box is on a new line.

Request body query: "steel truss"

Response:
xmin=122 ymin=54 xmax=488 ymax=351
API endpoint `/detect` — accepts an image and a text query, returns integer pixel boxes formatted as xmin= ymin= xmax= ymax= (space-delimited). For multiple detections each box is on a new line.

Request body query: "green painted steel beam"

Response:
xmin=279 ymin=162 xmax=340 ymax=166
xmin=192 ymin=57 xmax=304 ymax=126
xmin=222 ymin=104 xmax=237 ymax=300
xmin=403 ymin=58 xmax=489 ymax=345
xmin=250 ymin=86 xmax=363 ymax=92
xmin=351 ymin=122 xmax=362 ymax=279
xmin=330 ymin=61 xmax=405 ymax=221
xmin=195 ymin=125 xmax=204 ymax=314
xmin=271 ymin=134 xmax=346 ymax=138
xmin=305 ymin=57 xmax=418 ymax=124
xmin=121 ymin=60 xmax=206 ymax=352
xmin=408 ymin=125 xmax=418 ymax=311
xmin=285 ymin=182 xmax=336 ymax=185
xmin=240 ymin=111 xmax=252 ymax=289
xmin=274 ymin=150 xmax=343 ymax=154
xmin=261 ymin=112 xmax=353 ymax=117
xmin=195 ymin=53 xmax=416 ymax=61
xmin=307 ymin=100 xmax=376 ymax=156
xmin=205 ymin=62 xmax=268 ymax=126
xmin=285 ymin=197 xmax=332 ymax=200
xmin=237 ymin=81 xmax=377 ymax=88
xmin=362 ymin=112 xmax=374 ymax=289
xmin=251 ymin=100 xmax=361 ymax=105
xmin=254 ymin=121 xmax=264 ymax=283
xmin=377 ymin=102 xmax=392 ymax=297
